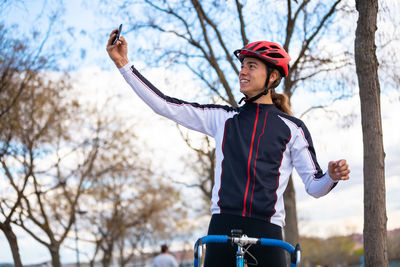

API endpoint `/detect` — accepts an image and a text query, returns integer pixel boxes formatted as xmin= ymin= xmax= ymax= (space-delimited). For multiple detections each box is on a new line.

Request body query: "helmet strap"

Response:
xmin=238 ymin=69 xmax=272 ymax=104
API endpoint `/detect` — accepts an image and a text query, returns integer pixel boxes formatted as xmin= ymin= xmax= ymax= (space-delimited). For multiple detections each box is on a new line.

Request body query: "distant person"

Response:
xmin=151 ymin=244 xmax=179 ymax=267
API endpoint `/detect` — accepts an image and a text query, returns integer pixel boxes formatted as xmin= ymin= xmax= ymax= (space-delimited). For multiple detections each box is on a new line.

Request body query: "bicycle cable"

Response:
xmin=243 ymin=244 xmax=258 ymax=266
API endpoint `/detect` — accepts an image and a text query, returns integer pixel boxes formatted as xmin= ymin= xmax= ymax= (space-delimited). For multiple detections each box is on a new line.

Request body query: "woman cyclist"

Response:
xmin=106 ymin=30 xmax=350 ymax=267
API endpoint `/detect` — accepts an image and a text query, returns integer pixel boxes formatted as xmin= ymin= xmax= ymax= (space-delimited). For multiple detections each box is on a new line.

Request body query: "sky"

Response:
xmin=1 ymin=0 xmax=400 ymax=264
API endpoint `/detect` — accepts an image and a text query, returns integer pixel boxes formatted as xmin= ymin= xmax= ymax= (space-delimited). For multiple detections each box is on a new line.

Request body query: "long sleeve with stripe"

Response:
xmin=119 ymin=63 xmax=237 ymax=137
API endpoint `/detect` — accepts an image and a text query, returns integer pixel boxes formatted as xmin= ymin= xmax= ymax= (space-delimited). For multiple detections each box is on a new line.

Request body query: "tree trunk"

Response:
xmin=102 ymin=247 xmax=113 ymax=267
xmin=49 ymin=245 xmax=62 ymax=267
xmin=283 ymin=175 xmax=299 ymax=246
xmin=0 ymin=223 xmax=23 ymax=267
xmin=355 ymin=0 xmax=388 ymax=266
xmin=90 ymin=239 xmax=101 ymax=267
xmin=102 ymin=253 xmax=112 ymax=267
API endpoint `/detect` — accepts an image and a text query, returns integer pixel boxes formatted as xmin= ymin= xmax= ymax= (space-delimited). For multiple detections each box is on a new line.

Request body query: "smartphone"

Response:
xmin=112 ymin=24 xmax=123 ymax=45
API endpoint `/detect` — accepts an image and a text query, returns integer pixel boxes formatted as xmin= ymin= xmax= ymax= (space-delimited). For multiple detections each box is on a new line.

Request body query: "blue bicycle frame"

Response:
xmin=193 ymin=234 xmax=301 ymax=267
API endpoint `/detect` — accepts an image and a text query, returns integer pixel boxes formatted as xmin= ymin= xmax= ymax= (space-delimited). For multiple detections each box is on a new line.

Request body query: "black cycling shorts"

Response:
xmin=204 ymin=213 xmax=287 ymax=267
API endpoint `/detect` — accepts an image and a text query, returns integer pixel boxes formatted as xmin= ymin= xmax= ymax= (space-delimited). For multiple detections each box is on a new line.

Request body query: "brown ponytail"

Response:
xmin=266 ymin=67 xmax=293 ymax=116
xmin=271 ymin=89 xmax=293 ymax=116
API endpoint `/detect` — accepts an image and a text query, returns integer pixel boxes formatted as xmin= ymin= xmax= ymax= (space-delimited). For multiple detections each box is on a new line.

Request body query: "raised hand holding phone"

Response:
xmin=107 ymin=25 xmax=128 ymax=68
xmin=112 ymin=24 xmax=123 ymax=45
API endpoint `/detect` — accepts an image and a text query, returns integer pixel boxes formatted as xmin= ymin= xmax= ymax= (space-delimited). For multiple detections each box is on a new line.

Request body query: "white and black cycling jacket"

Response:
xmin=120 ymin=63 xmax=337 ymax=227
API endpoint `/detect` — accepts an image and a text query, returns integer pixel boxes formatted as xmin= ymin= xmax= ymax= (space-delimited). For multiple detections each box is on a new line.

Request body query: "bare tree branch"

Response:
xmin=291 ymin=0 xmax=342 ymax=72
xmin=235 ymin=0 xmax=248 ymax=46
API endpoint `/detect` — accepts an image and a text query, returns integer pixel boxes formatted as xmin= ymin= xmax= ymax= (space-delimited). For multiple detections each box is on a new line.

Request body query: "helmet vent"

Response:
xmin=270 ymin=45 xmax=280 ymax=49
xmin=267 ymin=53 xmax=284 ymax=58
xmin=256 ymin=46 xmax=268 ymax=52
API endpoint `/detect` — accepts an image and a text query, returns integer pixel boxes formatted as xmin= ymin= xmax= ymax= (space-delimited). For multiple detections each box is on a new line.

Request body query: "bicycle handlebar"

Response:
xmin=194 ymin=235 xmax=301 ymax=267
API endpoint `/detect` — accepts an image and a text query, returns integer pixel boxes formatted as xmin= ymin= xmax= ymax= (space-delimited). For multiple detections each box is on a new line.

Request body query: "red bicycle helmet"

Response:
xmin=234 ymin=41 xmax=291 ymax=77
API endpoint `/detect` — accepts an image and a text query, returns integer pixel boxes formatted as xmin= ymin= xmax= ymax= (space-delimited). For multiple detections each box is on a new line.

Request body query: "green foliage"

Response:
xmin=300 ymin=235 xmax=357 ymax=266
xmin=300 ymin=229 xmax=400 ymax=266
xmin=388 ymin=230 xmax=400 ymax=261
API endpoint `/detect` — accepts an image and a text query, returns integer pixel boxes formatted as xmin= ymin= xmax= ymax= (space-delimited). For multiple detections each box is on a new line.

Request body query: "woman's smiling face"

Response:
xmin=239 ymin=57 xmax=268 ymax=98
